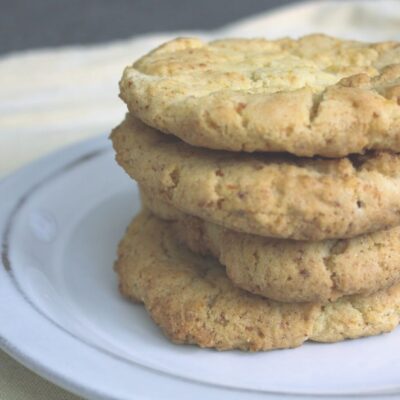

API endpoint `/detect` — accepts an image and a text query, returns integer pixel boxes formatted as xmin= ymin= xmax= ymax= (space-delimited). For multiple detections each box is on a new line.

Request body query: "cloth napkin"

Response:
xmin=1 ymin=1 xmax=400 ymax=398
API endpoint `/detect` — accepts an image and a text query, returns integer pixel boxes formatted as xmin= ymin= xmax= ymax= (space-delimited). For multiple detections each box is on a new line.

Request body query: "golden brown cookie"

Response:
xmin=111 ymin=115 xmax=400 ymax=240
xmin=120 ymin=35 xmax=400 ymax=157
xmin=142 ymin=190 xmax=400 ymax=303
xmin=115 ymin=212 xmax=400 ymax=351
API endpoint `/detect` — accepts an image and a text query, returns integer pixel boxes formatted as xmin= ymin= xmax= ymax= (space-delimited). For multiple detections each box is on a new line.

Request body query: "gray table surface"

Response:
xmin=1 ymin=0 xmax=297 ymax=55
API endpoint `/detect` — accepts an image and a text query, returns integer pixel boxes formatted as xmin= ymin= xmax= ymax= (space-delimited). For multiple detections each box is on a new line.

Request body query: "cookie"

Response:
xmin=142 ymin=190 xmax=400 ymax=303
xmin=111 ymin=115 xmax=400 ymax=240
xmin=115 ymin=212 xmax=400 ymax=351
xmin=120 ymin=35 xmax=400 ymax=157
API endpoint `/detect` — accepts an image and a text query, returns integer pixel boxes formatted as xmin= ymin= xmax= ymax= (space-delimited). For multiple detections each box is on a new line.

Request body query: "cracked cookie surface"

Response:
xmin=115 ymin=212 xmax=400 ymax=351
xmin=143 ymin=191 xmax=400 ymax=303
xmin=120 ymin=35 xmax=400 ymax=157
xmin=111 ymin=115 xmax=400 ymax=240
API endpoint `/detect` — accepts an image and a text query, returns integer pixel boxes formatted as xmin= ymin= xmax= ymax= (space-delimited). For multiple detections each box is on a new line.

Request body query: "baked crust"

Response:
xmin=120 ymin=35 xmax=400 ymax=157
xmin=111 ymin=115 xmax=400 ymax=240
xmin=115 ymin=212 xmax=400 ymax=351
xmin=142 ymin=191 xmax=400 ymax=303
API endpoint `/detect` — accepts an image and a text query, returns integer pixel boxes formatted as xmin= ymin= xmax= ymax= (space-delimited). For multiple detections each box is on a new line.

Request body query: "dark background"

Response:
xmin=1 ymin=0 xmax=297 ymax=54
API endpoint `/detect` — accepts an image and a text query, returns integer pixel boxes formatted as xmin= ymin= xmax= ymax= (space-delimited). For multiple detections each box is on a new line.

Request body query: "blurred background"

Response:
xmin=1 ymin=0 xmax=296 ymax=54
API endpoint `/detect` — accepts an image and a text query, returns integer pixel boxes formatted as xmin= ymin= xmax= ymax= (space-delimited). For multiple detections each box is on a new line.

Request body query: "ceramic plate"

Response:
xmin=1 ymin=136 xmax=400 ymax=400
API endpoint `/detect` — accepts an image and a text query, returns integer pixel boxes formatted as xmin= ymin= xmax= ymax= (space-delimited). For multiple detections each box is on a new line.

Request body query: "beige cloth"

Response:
xmin=1 ymin=1 xmax=399 ymax=398
xmin=0 ymin=351 xmax=81 ymax=399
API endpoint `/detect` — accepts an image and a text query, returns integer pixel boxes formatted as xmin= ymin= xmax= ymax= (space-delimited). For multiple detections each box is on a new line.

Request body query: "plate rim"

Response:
xmin=1 ymin=135 xmax=400 ymax=400
xmin=0 ymin=136 xmax=289 ymax=400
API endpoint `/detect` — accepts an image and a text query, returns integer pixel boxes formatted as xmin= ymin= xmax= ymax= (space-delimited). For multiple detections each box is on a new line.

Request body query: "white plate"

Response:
xmin=1 ymin=136 xmax=400 ymax=400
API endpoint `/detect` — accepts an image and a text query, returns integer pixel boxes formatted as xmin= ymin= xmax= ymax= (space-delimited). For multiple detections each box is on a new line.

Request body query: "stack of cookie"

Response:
xmin=111 ymin=35 xmax=400 ymax=351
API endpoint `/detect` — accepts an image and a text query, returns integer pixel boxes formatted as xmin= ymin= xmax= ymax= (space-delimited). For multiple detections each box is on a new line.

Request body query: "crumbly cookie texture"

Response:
xmin=142 ymin=190 xmax=400 ymax=303
xmin=111 ymin=115 xmax=400 ymax=240
xmin=115 ymin=212 xmax=400 ymax=351
xmin=120 ymin=35 xmax=400 ymax=157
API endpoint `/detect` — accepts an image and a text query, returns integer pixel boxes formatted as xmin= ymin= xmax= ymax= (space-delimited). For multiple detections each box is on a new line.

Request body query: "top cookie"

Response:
xmin=120 ymin=34 xmax=400 ymax=157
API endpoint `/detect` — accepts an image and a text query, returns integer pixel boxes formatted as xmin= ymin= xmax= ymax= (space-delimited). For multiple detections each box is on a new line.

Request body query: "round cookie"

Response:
xmin=120 ymin=35 xmax=400 ymax=157
xmin=142 ymin=190 xmax=400 ymax=303
xmin=115 ymin=212 xmax=400 ymax=351
xmin=111 ymin=115 xmax=400 ymax=240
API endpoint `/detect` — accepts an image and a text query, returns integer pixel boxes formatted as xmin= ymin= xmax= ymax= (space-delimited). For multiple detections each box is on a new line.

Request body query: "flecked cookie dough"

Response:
xmin=111 ymin=115 xmax=400 ymax=240
xmin=120 ymin=35 xmax=400 ymax=157
xmin=115 ymin=212 xmax=400 ymax=351
xmin=143 ymin=190 xmax=400 ymax=303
